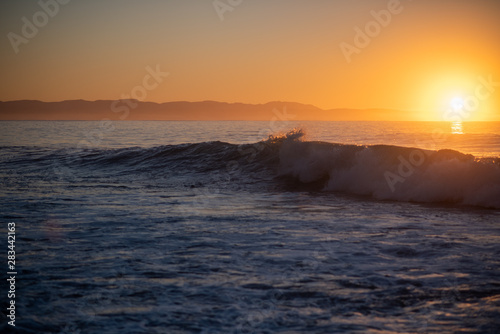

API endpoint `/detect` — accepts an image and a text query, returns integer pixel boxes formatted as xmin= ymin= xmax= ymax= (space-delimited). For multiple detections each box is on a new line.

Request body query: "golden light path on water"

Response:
xmin=451 ymin=121 xmax=464 ymax=134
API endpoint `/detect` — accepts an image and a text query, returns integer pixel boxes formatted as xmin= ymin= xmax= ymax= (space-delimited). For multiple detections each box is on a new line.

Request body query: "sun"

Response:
xmin=443 ymin=95 xmax=469 ymax=123
xmin=450 ymin=96 xmax=465 ymax=111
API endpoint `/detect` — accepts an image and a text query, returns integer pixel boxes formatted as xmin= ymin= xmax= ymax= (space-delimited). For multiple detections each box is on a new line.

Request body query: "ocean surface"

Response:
xmin=1 ymin=120 xmax=500 ymax=333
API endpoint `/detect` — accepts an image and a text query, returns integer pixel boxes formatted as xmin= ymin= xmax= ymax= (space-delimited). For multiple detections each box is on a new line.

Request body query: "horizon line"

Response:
xmin=0 ymin=99 xmax=414 ymax=113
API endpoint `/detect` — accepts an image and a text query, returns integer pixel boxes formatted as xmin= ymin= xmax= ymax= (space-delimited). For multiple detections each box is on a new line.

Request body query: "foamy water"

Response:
xmin=1 ymin=121 xmax=499 ymax=333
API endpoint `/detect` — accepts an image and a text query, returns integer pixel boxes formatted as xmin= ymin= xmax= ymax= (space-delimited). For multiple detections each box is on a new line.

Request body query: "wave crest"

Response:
xmin=277 ymin=133 xmax=500 ymax=208
xmin=5 ymin=128 xmax=499 ymax=209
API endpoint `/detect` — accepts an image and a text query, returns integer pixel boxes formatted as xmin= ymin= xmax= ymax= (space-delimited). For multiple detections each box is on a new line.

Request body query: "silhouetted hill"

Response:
xmin=0 ymin=100 xmax=413 ymax=121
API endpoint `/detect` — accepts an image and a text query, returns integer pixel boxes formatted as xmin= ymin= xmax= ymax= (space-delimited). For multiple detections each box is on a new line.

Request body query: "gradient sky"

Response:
xmin=1 ymin=0 xmax=499 ymax=120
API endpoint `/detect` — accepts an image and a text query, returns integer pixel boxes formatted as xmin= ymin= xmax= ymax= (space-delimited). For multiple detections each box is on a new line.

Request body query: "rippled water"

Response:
xmin=1 ymin=121 xmax=499 ymax=333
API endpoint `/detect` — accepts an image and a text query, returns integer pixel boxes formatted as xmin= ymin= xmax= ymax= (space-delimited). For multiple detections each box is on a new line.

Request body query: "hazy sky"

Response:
xmin=1 ymin=0 xmax=499 ymax=120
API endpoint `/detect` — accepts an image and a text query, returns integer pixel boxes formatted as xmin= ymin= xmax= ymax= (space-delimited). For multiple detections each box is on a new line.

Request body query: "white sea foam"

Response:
xmin=278 ymin=135 xmax=500 ymax=208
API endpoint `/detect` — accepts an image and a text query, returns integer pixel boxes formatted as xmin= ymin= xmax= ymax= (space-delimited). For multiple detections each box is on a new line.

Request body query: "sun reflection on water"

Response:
xmin=451 ymin=121 xmax=463 ymax=134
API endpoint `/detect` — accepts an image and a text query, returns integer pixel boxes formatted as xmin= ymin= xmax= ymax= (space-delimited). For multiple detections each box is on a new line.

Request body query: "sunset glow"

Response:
xmin=0 ymin=0 xmax=499 ymax=121
xmin=2 ymin=2 xmax=500 ymax=332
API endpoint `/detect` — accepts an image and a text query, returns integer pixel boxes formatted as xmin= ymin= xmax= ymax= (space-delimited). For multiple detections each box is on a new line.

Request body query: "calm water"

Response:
xmin=1 ymin=121 xmax=499 ymax=333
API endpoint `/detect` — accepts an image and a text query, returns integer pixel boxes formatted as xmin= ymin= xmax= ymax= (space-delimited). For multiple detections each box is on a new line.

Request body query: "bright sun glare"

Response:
xmin=450 ymin=96 xmax=465 ymax=111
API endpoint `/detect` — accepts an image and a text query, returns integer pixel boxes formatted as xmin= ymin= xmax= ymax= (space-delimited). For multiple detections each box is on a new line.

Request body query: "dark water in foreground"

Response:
xmin=1 ymin=121 xmax=499 ymax=333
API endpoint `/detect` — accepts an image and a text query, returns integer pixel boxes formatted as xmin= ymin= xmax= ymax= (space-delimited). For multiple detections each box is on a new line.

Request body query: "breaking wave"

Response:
xmin=3 ymin=129 xmax=499 ymax=209
xmin=277 ymin=130 xmax=500 ymax=208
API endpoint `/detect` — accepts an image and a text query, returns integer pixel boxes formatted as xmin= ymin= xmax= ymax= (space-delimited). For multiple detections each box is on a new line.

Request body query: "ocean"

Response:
xmin=1 ymin=120 xmax=500 ymax=333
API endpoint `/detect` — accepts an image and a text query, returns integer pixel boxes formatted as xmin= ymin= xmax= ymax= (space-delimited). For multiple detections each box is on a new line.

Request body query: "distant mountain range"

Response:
xmin=0 ymin=100 xmax=413 ymax=121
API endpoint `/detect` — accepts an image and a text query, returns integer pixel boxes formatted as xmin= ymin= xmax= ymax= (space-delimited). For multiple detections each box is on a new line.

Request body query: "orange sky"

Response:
xmin=1 ymin=0 xmax=499 ymax=121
